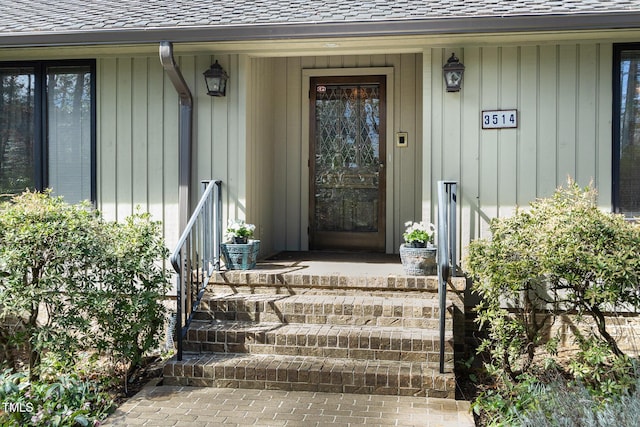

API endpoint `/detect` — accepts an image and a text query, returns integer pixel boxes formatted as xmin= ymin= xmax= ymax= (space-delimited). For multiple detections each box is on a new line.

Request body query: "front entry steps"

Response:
xmin=163 ymin=353 xmax=450 ymax=397
xmin=163 ymin=260 xmax=466 ymax=399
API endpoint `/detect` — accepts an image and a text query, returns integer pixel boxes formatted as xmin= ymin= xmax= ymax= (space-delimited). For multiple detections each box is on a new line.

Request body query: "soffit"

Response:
xmin=2 ymin=28 xmax=640 ymax=61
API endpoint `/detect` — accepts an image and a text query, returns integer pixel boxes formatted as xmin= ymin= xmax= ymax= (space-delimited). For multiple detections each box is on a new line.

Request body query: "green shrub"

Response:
xmin=0 ymin=190 xmax=170 ymax=384
xmin=568 ymin=335 xmax=637 ymax=399
xmin=0 ymin=191 xmax=104 ymax=377
xmin=90 ymin=212 xmax=170 ymax=379
xmin=0 ymin=369 xmax=114 ymax=426
xmin=467 ymin=180 xmax=640 ymax=379
xmin=473 ymin=359 xmax=640 ymax=426
xmin=471 ymin=371 xmax=548 ymax=426
xmin=518 ymin=374 xmax=640 ymax=427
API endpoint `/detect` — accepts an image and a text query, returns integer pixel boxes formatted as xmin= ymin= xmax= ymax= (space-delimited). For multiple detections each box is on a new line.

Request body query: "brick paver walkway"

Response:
xmin=103 ymin=382 xmax=475 ymax=427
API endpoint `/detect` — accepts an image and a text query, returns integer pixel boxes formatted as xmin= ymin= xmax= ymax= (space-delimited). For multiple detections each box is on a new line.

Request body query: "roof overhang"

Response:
xmin=2 ymin=12 xmax=640 ymax=48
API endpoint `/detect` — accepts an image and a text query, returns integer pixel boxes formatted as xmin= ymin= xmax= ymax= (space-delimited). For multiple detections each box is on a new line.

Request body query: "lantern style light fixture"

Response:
xmin=203 ymin=60 xmax=229 ymax=97
xmin=442 ymin=53 xmax=465 ymax=92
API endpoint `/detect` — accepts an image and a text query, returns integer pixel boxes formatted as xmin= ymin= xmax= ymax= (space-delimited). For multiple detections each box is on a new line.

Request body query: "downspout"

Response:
xmin=159 ymin=41 xmax=192 ymax=234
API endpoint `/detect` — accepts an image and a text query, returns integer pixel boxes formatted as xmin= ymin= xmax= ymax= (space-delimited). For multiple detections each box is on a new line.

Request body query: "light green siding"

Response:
xmin=246 ymin=57 xmax=277 ymax=257
xmin=246 ymin=54 xmax=423 ymax=255
xmin=423 ymin=43 xmax=613 ymax=261
xmin=93 ymin=41 xmax=613 ymax=260
xmin=98 ymin=56 xmax=180 ymax=248
xmin=97 ymin=54 xmax=248 ymax=250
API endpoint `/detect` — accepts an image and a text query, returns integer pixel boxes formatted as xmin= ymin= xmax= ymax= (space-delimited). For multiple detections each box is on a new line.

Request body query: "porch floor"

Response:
xmin=213 ymin=251 xmax=465 ymax=293
xmin=262 ymin=251 xmax=405 ymax=276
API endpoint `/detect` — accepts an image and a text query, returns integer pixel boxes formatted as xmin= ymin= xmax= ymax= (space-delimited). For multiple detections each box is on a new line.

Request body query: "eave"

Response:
xmin=2 ymin=12 xmax=640 ymax=48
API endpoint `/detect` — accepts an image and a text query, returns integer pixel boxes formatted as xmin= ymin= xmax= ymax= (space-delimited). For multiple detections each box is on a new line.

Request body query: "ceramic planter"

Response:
xmin=399 ymin=243 xmax=437 ymax=275
xmin=221 ymin=240 xmax=260 ymax=270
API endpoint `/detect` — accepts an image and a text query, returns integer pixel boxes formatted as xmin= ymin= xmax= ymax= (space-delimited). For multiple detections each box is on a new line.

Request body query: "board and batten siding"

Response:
xmin=97 ymin=54 xmax=249 ymax=251
xmin=96 ymin=43 xmax=613 ymax=262
xmin=249 ymin=54 xmax=423 ymax=254
xmin=246 ymin=57 xmax=277 ymax=257
xmin=423 ymin=43 xmax=613 ymax=262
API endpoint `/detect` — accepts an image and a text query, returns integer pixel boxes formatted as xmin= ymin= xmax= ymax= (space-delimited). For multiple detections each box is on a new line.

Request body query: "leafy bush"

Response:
xmin=0 ymin=190 xmax=170 ymax=383
xmin=90 ymin=212 xmax=170 ymax=380
xmin=473 ymin=357 xmax=640 ymax=426
xmin=467 ymin=180 xmax=640 ymax=425
xmin=471 ymin=371 xmax=547 ymax=426
xmin=467 ymin=180 xmax=640 ymax=379
xmin=0 ymin=369 xmax=114 ymax=426
xmin=0 ymin=191 xmax=104 ymax=377
xmin=567 ymin=335 xmax=637 ymax=399
xmin=517 ymin=374 xmax=640 ymax=427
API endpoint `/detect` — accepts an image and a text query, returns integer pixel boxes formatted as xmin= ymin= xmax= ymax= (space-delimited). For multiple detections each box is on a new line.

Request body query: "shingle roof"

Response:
xmin=1 ymin=0 xmax=640 ymax=46
xmin=2 ymin=0 xmax=640 ymax=33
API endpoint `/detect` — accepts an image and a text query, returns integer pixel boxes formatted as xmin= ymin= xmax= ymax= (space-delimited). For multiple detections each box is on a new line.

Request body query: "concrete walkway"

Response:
xmin=103 ymin=381 xmax=475 ymax=427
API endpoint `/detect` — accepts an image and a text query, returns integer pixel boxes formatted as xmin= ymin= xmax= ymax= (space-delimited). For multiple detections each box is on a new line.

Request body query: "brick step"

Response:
xmin=194 ymin=293 xmax=450 ymax=328
xmin=163 ymin=353 xmax=455 ymax=398
xmin=183 ymin=320 xmax=454 ymax=367
xmin=208 ymin=272 xmax=469 ymax=295
xmin=210 ymin=271 xmax=440 ymax=291
xmin=206 ymin=283 xmax=441 ymax=298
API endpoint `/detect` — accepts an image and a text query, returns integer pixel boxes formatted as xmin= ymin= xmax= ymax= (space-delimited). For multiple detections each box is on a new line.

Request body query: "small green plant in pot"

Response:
xmin=400 ymin=221 xmax=437 ymax=275
xmin=402 ymin=221 xmax=435 ymax=248
xmin=225 ymin=219 xmax=256 ymax=244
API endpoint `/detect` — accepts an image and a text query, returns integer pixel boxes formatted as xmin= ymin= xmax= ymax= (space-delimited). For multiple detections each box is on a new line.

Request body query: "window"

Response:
xmin=0 ymin=60 xmax=95 ymax=203
xmin=614 ymin=45 xmax=640 ymax=217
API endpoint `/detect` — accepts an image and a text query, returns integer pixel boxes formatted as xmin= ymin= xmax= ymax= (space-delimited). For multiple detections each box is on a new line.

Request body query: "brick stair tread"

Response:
xmin=163 ymin=352 xmax=455 ymax=398
xmin=186 ymin=319 xmax=453 ymax=342
xmin=196 ymin=292 xmax=452 ymax=325
xmin=201 ymin=292 xmax=444 ymax=307
xmin=184 ymin=320 xmax=454 ymax=363
xmin=208 ymin=271 xmax=468 ymax=294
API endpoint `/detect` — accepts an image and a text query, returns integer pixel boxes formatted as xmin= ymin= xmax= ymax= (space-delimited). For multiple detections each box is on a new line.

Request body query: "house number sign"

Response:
xmin=482 ymin=109 xmax=517 ymax=129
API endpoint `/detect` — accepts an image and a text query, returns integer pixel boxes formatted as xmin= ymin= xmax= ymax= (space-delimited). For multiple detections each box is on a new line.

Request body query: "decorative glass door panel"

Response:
xmin=310 ymin=75 xmax=386 ymax=251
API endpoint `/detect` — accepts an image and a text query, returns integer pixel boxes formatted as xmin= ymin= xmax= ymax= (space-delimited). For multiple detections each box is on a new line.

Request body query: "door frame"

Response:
xmin=301 ymin=67 xmax=395 ymax=253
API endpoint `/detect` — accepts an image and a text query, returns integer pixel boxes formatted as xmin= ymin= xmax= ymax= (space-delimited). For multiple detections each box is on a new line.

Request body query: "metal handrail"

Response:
xmin=437 ymin=180 xmax=457 ymax=374
xmin=170 ymin=179 xmax=222 ymax=361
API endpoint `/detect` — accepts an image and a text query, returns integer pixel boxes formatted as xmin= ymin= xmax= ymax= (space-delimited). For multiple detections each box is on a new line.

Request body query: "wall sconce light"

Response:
xmin=442 ymin=53 xmax=465 ymax=92
xmin=203 ymin=60 xmax=229 ymax=97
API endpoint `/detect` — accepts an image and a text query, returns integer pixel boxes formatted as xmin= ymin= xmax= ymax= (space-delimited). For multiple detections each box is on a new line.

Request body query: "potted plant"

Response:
xmin=221 ymin=220 xmax=260 ymax=270
xmin=225 ymin=219 xmax=256 ymax=244
xmin=399 ymin=221 xmax=437 ymax=275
